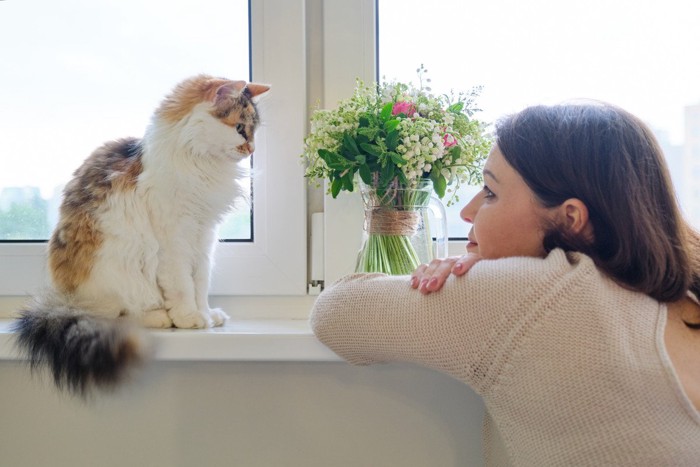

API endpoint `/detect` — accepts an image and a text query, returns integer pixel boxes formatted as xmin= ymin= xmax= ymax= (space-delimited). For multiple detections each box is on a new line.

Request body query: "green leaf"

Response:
xmin=448 ymin=102 xmax=465 ymax=113
xmin=431 ymin=172 xmax=447 ymax=198
xmin=342 ymin=171 xmax=354 ymax=191
xmin=388 ymin=151 xmax=404 ymax=166
xmin=343 ymin=133 xmax=360 ymax=156
xmin=386 ymin=130 xmax=400 ymax=151
xmin=384 ymin=119 xmax=401 ymax=132
xmin=397 ymin=170 xmax=409 ymax=186
xmin=359 ymin=115 xmax=371 ymax=127
xmin=330 ymin=178 xmax=343 ymax=198
xmin=380 ymin=160 xmax=396 ymax=187
xmin=380 ymin=102 xmax=394 ymax=121
xmin=359 ymin=143 xmax=383 ymax=158
xmin=355 ymin=154 xmax=366 ymax=165
xmin=318 ymin=149 xmax=350 ymax=170
xmin=359 ymin=163 xmax=372 ymax=185
xmin=355 ymin=132 xmax=370 ymax=145
xmin=357 ymin=127 xmax=379 ymax=141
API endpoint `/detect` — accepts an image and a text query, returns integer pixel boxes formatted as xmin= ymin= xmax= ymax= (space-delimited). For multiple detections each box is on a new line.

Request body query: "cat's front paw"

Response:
xmin=168 ymin=307 xmax=211 ymax=329
xmin=141 ymin=309 xmax=174 ymax=328
xmin=207 ymin=308 xmax=229 ymax=327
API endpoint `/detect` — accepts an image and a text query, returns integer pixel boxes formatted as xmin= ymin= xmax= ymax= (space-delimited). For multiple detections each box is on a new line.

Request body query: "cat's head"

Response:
xmin=155 ymin=74 xmax=270 ymax=159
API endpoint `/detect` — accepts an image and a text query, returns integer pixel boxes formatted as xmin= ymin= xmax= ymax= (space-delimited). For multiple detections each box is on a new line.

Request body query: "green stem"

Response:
xmin=356 ymin=233 xmax=421 ymax=275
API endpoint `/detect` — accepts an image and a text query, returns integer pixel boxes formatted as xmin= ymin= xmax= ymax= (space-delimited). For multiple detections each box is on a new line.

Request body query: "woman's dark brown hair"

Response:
xmin=495 ymin=102 xmax=700 ymax=306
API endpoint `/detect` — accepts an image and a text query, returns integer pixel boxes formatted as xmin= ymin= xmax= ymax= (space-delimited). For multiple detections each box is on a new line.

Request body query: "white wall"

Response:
xmin=0 ymin=360 xmax=485 ymax=467
xmin=0 ymin=3 xmax=487 ymax=466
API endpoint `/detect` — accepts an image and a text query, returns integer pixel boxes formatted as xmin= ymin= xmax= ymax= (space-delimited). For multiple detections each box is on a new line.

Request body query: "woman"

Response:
xmin=311 ymin=103 xmax=700 ymax=465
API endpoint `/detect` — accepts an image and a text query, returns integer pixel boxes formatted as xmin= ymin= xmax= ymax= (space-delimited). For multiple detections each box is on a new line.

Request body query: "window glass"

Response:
xmin=0 ymin=0 xmax=250 ymax=241
xmin=378 ymin=0 xmax=700 ymax=237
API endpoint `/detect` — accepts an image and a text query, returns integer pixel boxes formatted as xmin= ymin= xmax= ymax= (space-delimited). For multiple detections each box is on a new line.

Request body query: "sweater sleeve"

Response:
xmin=310 ymin=250 xmax=589 ymax=391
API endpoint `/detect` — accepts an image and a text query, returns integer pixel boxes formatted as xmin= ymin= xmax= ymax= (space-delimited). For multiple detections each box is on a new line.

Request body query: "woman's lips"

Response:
xmin=466 ymin=239 xmax=478 ymax=253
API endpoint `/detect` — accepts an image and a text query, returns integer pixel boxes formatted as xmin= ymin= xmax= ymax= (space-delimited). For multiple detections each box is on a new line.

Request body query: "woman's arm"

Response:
xmin=310 ymin=254 xmax=567 ymax=387
xmin=310 ymin=250 xmax=587 ymax=387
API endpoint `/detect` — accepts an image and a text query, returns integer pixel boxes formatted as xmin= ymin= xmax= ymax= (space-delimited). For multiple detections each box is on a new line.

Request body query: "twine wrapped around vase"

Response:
xmin=364 ymin=208 xmax=420 ymax=236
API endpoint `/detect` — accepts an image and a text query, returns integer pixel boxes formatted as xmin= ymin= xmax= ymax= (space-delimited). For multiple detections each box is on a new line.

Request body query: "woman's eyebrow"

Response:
xmin=483 ymin=169 xmax=499 ymax=183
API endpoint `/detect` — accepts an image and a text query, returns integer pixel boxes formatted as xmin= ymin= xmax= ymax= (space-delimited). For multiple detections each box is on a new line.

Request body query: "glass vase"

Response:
xmin=355 ymin=180 xmax=448 ymax=275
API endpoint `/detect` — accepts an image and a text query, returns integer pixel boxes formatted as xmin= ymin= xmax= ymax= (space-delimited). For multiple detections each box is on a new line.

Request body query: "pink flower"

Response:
xmin=392 ymin=101 xmax=417 ymax=117
xmin=443 ymin=133 xmax=457 ymax=148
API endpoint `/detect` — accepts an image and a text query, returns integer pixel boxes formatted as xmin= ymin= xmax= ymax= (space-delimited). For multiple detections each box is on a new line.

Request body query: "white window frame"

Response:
xmin=0 ymin=0 xmax=307 ymax=298
xmin=319 ymin=0 xmax=468 ymax=285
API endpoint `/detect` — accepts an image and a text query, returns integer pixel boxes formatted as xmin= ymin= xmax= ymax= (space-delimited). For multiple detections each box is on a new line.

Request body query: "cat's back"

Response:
xmin=49 ymin=137 xmax=145 ymax=294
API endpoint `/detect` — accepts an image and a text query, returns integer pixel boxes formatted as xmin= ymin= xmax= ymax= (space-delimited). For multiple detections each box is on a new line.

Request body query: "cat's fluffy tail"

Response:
xmin=12 ymin=295 xmax=147 ymax=397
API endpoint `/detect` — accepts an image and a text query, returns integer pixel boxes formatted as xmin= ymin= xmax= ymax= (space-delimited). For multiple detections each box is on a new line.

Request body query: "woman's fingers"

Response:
xmin=451 ymin=253 xmax=482 ymax=276
xmin=410 ymin=254 xmax=482 ymax=294
xmin=410 ymin=257 xmax=459 ymax=294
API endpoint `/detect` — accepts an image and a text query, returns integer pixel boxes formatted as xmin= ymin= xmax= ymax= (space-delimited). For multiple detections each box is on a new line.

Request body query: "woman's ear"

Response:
xmin=558 ymin=198 xmax=594 ymax=240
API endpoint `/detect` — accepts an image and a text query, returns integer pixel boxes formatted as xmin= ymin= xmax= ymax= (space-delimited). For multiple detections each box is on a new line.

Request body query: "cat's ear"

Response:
xmin=243 ymin=83 xmax=271 ymax=102
xmin=213 ymin=80 xmax=247 ymax=103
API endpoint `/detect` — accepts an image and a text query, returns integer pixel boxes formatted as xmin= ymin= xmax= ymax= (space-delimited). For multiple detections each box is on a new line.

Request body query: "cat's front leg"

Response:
xmin=157 ymin=241 xmax=212 ymax=329
xmin=193 ymin=230 xmax=229 ymax=327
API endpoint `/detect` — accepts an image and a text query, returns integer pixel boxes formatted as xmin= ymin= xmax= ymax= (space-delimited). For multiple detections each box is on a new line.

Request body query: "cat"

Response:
xmin=12 ymin=74 xmax=270 ymax=396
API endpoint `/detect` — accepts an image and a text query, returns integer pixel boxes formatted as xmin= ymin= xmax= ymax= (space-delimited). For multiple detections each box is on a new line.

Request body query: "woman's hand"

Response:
xmin=410 ymin=253 xmax=481 ymax=294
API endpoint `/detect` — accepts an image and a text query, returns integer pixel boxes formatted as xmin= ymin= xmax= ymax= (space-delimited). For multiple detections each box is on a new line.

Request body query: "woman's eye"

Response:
xmin=482 ymin=185 xmax=495 ymax=198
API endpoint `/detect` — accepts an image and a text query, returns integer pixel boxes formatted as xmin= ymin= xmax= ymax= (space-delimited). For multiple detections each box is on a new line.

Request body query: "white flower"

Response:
xmin=301 ymin=76 xmax=491 ymax=204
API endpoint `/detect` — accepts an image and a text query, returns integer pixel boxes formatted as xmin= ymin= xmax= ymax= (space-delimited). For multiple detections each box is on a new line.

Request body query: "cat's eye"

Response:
xmin=235 ymin=123 xmax=245 ymax=134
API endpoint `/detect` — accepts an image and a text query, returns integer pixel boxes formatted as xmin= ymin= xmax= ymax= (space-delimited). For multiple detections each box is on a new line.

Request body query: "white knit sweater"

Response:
xmin=310 ymin=249 xmax=700 ymax=466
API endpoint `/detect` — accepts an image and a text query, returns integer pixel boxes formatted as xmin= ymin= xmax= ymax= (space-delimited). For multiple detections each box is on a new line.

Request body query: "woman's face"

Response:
xmin=460 ymin=144 xmax=554 ymax=259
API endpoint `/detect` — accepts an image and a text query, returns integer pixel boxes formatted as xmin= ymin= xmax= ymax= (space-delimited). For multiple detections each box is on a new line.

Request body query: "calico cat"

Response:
xmin=13 ymin=74 xmax=270 ymax=395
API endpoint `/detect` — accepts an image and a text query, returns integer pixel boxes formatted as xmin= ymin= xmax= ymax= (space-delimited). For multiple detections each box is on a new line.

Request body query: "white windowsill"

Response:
xmin=0 ymin=318 xmax=340 ymax=362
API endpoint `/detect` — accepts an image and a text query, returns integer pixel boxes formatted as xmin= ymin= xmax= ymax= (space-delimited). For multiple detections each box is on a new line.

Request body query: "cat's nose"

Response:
xmin=237 ymin=142 xmax=254 ymax=155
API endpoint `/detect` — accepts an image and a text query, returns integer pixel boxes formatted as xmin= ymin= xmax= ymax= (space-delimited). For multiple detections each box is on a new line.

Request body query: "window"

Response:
xmin=6 ymin=0 xmax=698 ymax=304
xmin=1 ymin=0 xmax=251 ymax=241
xmin=318 ymin=0 xmax=700 ymax=285
xmin=377 ymin=0 xmax=700 ymax=236
xmin=0 ymin=0 xmax=307 ymax=297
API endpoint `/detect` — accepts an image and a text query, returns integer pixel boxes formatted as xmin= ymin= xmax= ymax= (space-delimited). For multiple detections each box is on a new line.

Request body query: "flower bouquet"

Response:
xmin=302 ymin=65 xmax=491 ymax=274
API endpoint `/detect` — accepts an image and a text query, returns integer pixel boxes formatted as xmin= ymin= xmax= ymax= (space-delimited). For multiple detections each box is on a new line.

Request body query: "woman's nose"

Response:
xmin=460 ymin=194 xmax=480 ymax=224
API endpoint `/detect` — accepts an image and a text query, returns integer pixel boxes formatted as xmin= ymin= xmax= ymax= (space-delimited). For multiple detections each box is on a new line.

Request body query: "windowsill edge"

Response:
xmin=0 ymin=318 xmax=340 ymax=362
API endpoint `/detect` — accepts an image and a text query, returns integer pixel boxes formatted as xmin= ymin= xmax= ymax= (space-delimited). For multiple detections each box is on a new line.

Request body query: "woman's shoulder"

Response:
xmin=468 ymin=248 xmax=598 ymax=285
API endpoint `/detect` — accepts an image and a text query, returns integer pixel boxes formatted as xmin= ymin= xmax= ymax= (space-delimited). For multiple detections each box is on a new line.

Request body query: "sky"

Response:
xmin=378 ymin=0 xmax=700 ymax=144
xmin=377 ymin=0 xmax=700 ymax=235
xmin=2 ymin=0 xmax=700 ymax=236
xmin=0 ymin=0 xmax=249 ymax=195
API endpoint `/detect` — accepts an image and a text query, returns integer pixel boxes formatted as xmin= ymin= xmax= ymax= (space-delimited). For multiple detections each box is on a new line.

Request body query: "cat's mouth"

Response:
xmin=236 ymin=142 xmax=254 ymax=156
